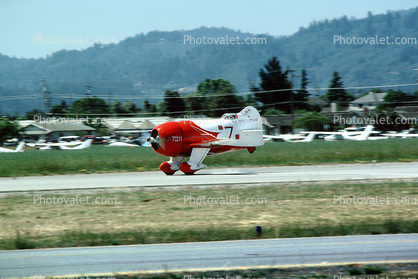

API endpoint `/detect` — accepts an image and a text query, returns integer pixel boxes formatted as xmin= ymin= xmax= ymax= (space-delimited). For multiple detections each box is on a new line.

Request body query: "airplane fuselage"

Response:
xmin=148 ymin=106 xmax=264 ymax=175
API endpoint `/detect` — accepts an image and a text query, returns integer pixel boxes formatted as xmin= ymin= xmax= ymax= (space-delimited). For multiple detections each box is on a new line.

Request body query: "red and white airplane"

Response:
xmin=147 ymin=106 xmax=264 ymax=175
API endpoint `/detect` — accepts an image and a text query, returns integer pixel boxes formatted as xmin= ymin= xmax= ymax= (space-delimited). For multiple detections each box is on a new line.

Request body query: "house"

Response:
xmin=104 ymin=117 xmax=171 ymax=137
xmin=20 ymin=122 xmax=96 ymax=141
xmin=349 ymin=92 xmax=387 ymax=112
xmin=263 ymin=114 xmax=303 ymax=135
xmin=321 ymin=111 xmax=363 ymax=127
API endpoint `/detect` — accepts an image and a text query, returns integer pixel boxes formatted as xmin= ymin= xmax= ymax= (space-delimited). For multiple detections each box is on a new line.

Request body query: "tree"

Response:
xmin=111 ymin=100 xmax=135 ymax=117
xmin=377 ymin=90 xmax=416 ymax=110
xmin=294 ymin=112 xmax=330 ymax=131
xmin=143 ymin=100 xmax=157 ymax=116
xmin=68 ymin=97 xmax=111 ymax=116
xmin=197 ymin=78 xmax=235 ymax=95
xmin=50 ymin=100 xmax=68 ymax=117
xmin=185 ymin=92 xmax=206 ymax=115
xmin=294 ymin=69 xmax=311 ymax=111
xmin=25 ymin=109 xmax=43 ymax=120
xmin=370 ymin=107 xmax=410 ymax=132
xmin=322 ymin=71 xmax=354 ymax=108
xmin=122 ymin=101 xmax=139 ymax=115
xmin=244 ymin=94 xmax=258 ymax=107
xmin=163 ymin=90 xmax=186 ymax=117
xmin=262 ymin=107 xmax=284 ymax=115
xmin=186 ymin=78 xmax=243 ymax=116
xmin=156 ymin=101 xmax=167 ymax=116
xmin=365 ymin=11 xmax=374 ymax=35
xmin=251 ymin=57 xmax=292 ymax=113
xmin=0 ymin=118 xmax=21 ymax=146
xmin=206 ymin=88 xmax=245 ymax=117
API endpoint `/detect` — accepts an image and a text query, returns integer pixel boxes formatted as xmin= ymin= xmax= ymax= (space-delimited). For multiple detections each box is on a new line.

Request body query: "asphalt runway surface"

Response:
xmin=0 ymin=162 xmax=418 ymax=192
xmin=1 ymin=234 xmax=417 ymax=278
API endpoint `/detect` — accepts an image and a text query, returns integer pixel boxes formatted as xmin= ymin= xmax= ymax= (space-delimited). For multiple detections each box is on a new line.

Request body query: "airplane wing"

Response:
xmin=59 ymin=139 xmax=93 ymax=150
xmin=0 ymin=141 xmax=25 ymax=153
xmin=300 ymin=131 xmax=363 ymax=135
xmin=382 ymin=133 xmax=418 ymax=138
xmin=27 ymin=142 xmax=81 ymax=147
xmin=263 ymin=134 xmax=305 ymax=142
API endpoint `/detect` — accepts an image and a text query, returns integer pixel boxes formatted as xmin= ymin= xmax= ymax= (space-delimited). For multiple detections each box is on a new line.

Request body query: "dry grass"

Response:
xmin=1 ymin=180 xmax=417 ymax=245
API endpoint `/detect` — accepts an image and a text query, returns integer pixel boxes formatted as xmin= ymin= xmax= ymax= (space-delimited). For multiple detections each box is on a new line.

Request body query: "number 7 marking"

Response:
xmin=225 ymin=126 xmax=233 ymax=138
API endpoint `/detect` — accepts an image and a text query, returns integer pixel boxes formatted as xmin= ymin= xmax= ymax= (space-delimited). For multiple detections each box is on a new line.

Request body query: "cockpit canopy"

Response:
xmin=221 ymin=113 xmax=239 ymax=120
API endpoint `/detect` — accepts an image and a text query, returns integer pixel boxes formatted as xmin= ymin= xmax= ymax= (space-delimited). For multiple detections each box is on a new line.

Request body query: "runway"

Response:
xmin=1 ymin=234 xmax=417 ymax=278
xmin=0 ymin=162 xmax=418 ymax=192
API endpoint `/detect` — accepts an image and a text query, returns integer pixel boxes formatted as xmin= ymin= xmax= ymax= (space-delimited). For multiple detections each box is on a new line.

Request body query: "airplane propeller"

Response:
xmin=147 ymin=130 xmax=160 ymax=150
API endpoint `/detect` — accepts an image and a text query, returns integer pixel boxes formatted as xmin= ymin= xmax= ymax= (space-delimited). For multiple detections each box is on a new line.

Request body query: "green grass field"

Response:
xmin=1 ymin=139 xmax=418 ymax=177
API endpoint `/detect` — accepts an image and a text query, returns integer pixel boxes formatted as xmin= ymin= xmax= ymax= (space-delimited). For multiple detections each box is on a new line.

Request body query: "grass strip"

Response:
xmin=1 ymin=139 xmax=418 ymax=177
xmin=2 ymin=218 xmax=418 ymax=250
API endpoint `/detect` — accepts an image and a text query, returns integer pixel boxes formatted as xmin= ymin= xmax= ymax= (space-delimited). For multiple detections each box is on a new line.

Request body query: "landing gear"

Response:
xmin=179 ymin=162 xmax=197 ymax=175
xmin=160 ymin=148 xmax=210 ymax=175
xmin=159 ymin=156 xmax=184 ymax=175
xmin=247 ymin=147 xmax=256 ymax=153
xmin=179 ymin=148 xmax=210 ymax=175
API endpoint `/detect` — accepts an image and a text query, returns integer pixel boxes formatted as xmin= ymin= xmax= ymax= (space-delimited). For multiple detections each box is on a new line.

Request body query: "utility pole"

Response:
xmin=413 ymin=68 xmax=418 ymax=113
xmin=40 ymin=78 xmax=51 ymax=140
xmin=84 ymin=85 xmax=93 ymax=97
xmin=247 ymin=79 xmax=255 ymax=91
xmin=108 ymin=91 xmax=112 ymax=105
xmin=67 ymin=92 xmax=74 ymax=106
xmin=287 ymin=69 xmax=299 ymax=134
xmin=40 ymin=79 xmax=52 ymax=115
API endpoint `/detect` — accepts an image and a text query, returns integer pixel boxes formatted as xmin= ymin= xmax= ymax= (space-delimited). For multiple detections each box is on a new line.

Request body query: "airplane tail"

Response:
xmin=358 ymin=125 xmax=374 ymax=141
xmin=237 ymin=106 xmax=264 ymax=146
xmin=15 ymin=141 xmax=25 ymax=152
xmin=237 ymin=106 xmax=263 ymax=130
xmin=60 ymin=139 xmax=93 ymax=150
xmin=342 ymin=125 xmax=374 ymax=141
xmin=300 ymin=132 xmax=316 ymax=142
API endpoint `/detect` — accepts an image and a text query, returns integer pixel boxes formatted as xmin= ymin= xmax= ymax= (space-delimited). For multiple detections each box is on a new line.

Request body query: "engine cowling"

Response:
xmin=148 ymin=121 xmax=183 ymax=157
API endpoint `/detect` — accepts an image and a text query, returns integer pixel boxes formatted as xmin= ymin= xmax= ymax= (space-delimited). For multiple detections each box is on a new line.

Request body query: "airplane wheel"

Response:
xmin=247 ymin=147 xmax=256 ymax=154
xmin=179 ymin=162 xmax=196 ymax=175
xmin=159 ymin=162 xmax=176 ymax=175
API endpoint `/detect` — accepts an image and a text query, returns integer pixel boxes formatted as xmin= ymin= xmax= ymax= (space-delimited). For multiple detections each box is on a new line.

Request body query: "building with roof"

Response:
xmin=20 ymin=122 xmax=96 ymax=141
xmin=349 ymin=92 xmax=387 ymax=112
xmin=104 ymin=117 xmax=171 ymax=136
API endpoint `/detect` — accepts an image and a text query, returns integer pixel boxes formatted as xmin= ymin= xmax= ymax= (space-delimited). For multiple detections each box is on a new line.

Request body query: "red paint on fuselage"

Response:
xmin=150 ymin=120 xmax=243 ymax=157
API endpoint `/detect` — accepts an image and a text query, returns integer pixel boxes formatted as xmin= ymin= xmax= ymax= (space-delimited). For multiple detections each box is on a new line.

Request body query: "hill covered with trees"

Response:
xmin=1 ymin=7 xmax=418 ymax=116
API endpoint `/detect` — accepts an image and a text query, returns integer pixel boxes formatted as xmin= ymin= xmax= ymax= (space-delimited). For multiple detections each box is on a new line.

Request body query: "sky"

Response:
xmin=1 ymin=0 xmax=418 ymax=59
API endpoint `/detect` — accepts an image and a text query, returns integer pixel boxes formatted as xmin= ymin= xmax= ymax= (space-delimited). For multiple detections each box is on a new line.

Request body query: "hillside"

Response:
xmin=1 ymin=7 xmax=418 ymax=115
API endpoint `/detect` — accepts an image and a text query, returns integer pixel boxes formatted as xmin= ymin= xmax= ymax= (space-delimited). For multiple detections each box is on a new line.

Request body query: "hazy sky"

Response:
xmin=1 ymin=0 xmax=417 ymax=59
